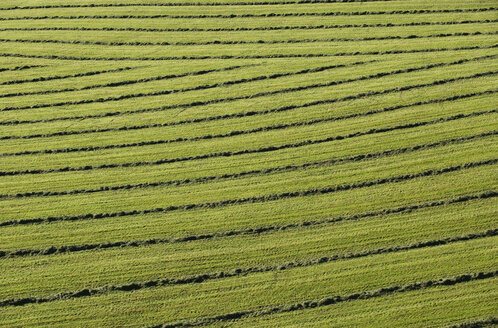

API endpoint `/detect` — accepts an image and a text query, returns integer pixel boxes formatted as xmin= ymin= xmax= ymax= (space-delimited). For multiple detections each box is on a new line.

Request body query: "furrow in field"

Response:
xmin=1 ymin=19 xmax=495 ymax=33
xmin=150 ymin=271 xmax=498 ymax=328
xmin=0 ymin=44 xmax=496 ymax=61
xmin=1 ymin=90 xmax=495 ymax=156
xmin=1 ymin=8 xmax=495 ymax=21
xmin=0 ymin=60 xmax=368 ymax=100
xmin=0 ymin=159 xmax=495 ymax=227
xmin=0 ymin=230 xmax=494 ymax=307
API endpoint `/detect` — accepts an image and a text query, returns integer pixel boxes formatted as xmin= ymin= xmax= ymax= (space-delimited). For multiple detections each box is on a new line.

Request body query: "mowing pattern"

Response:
xmin=0 ymin=0 xmax=497 ymax=327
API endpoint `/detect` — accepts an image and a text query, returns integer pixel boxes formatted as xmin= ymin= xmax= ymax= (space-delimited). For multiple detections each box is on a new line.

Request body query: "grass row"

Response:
xmin=1 ymin=23 xmax=496 ymax=44
xmin=1 ymin=89 xmax=495 ymax=172
xmin=0 ymin=237 xmax=495 ymax=327
xmin=0 ymin=195 xmax=495 ymax=299
xmin=0 ymin=52 xmax=493 ymax=118
xmin=0 ymin=34 xmax=495 ymax=61
xmin=3 ymin=9 xmax=497 ymax=22
xmin=1 ymin=0 xmax=495 ymax=17
xmin=1 ymin=146 xmax=496 ymax=225
xmin=1 ymin=158 xmax=496 ymax=250
xmin=0 ymin=2 xmax=496 ymax=326
xmin=1 ymin=50 xmax=495 ymax=136
xmin=0 ymin=109 xmax=495 ymax=193
xmin=216 ymin=278 xmax=497 ymax=327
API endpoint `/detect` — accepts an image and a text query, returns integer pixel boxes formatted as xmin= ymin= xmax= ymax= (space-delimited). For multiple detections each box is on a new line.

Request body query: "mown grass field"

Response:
xmin=0 ymin=0 xmax=497 ymax=327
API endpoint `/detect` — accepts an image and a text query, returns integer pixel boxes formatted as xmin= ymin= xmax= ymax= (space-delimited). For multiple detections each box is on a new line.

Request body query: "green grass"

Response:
xmin=0 ymin=0 xmax=497 ymax=327
xmin=1 ymin=237 xmax=496 ymax=327
xmin=224 ymin=278 xmax=498 ymax=328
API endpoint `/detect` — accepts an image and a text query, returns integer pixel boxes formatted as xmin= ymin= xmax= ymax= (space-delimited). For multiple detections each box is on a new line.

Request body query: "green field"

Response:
xmin=0 ymin=0 xmax=497 ymax=327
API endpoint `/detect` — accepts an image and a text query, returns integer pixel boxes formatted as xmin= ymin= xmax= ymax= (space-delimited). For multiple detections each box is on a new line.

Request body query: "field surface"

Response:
xmin=0 ymin=0 xmax=497 ymax=327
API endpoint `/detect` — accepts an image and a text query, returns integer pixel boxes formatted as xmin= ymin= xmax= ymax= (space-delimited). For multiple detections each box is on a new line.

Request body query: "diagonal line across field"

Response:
xmin=0 ymin=159 xmax=495 ymax=227
xmin=1 ymin=109 xmax=495 ymax=177
xmin=445 ymin=317 xmax=498 ymax=328
xmin=1 ymin=44 xmax=496 ymax=61
xmin=1 ymin=131 xmax=494 ymax=198
xmin=0 ymin=230 xmax=495 ymax=307
xmin=0 ymin=64 xmax=47 ymax=72
xmin=0 ymin=191 xmax=495 ymax=257
xmin=1 ymin=0 xmax=496 ymax=325
xmin=0 ymin=1 xmax=445 ymax=11
xmin=1 ymin=68 xmax=494 ymax=133
xmin=1 ymin=8 xmax=496 ymax=20
xmin=0 ymin=63 xmax=247 ymax=87
xmin=0 ymin=66 xmax=141 ymax=86
xmin=0 ymin=60 xmax=368 ymax=99
xmin=150 ymin=271 xmax=498 ymax=328
xmin=1 ymin=19 xmax=495 ymax=33
xmin=2 ymin=90 xmax=496 ymax=156
xmin=0 ymin=56 xmax=494 ymax=123
xmin=0 ymin=32 xmax=495 ymax=49
xmin=3 ymin=54 xmax=486 ymax=111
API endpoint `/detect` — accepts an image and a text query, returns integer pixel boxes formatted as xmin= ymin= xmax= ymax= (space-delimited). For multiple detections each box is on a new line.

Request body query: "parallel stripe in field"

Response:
xmin=1 ymin=69 xmax=494 ymax=131
xmin=0 ymin=0 xmax=495 ymax=324
xmin=1 ymin=131 xmax=495 ymax=199
xmin=1 ymin=44 xmax=496 ymax=61
xmin=445 ymin=317 xmax=498 ymax=328
xmin=2 ymin=89 xmax=494 ymax=143
xmin=1 ymin=230 xmax=495 ymax=308
xmin=0 ymin=109 xmax=495 ymax=177
xmin=0 ymin=159 xmax=495 ymax=227
xmin=150 ymin=271 xmax=498 ymax=328
xmin=0 ymin=66 xmax=140 ymax=86
xmin=1 ymin=19 xmax=495 ymax=33
xmin=1 ymin=8 xmax=496 ymax=20
xmin=0 ymin=65 xmax=46 ymax=72
xmin=1 ymin=191 xmax=495 ymax=257
xmin=0 ymin=1 xmax=426 ymax=11
xmin=1 ymin=56 xmax=493 ymax=113
xmin=2 ymin=90 xmax=495 ymax=157
xmin=0 ymin=64 xmax=253 ymax=87
xmin=0 ymin=60 xmax=371 ymax=99
xmin=1 ymin=32 xmax=495 ymax=50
